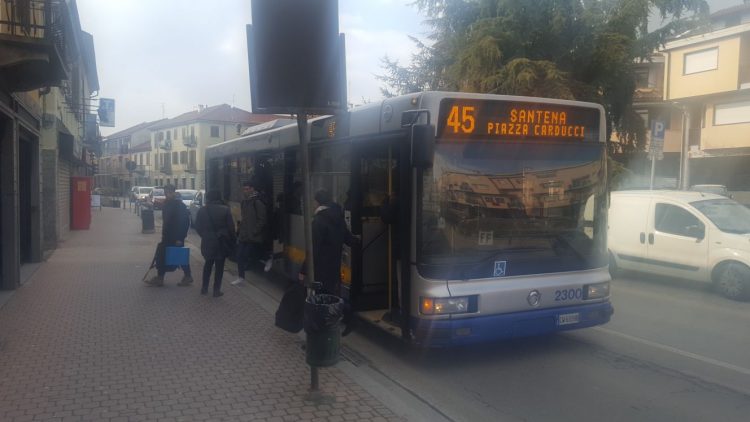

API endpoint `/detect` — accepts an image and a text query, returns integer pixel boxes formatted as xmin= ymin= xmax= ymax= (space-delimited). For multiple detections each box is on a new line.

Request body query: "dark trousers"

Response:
xmin=236 ymin=241 xmax=262 ymax=278
xmin=202 ymin=258 xmax=226 ymax=293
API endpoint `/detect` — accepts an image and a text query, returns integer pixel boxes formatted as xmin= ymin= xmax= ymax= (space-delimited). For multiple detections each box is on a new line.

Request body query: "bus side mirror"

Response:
xmin=411 ymin=124 xmax=435 ymax=168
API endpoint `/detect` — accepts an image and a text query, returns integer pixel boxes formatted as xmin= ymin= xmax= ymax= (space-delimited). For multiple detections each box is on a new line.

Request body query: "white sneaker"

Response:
xmin=230 ymin=278 xmax=246 ymax=286
xmin=264 ymin=258 xmax=273 ymax=272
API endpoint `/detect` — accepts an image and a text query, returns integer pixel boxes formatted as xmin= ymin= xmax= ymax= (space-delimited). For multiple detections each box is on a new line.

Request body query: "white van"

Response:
xmin=608 ymin=190 xmax=750 ymax=301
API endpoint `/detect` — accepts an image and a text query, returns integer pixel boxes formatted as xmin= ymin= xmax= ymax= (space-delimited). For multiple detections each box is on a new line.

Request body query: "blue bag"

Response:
xmin=165 ymin=246 xmax=190 ymax=266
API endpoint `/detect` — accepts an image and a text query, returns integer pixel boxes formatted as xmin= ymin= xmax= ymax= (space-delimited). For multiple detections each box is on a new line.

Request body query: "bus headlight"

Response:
xmin=584 ymin=282 xmax=610 ymax=299
xmin=420 ymin=296 xmax=476 ymax=315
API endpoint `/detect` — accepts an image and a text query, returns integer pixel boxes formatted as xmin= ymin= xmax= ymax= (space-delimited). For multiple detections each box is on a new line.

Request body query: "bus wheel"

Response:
xmin=715 ymin=262 xmax=750 ymax=301
xmin=608 ymin=252 xmax=621 ymax=279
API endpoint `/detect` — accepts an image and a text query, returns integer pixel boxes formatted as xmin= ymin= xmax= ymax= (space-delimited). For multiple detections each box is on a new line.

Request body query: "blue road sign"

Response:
xmin=651 ymin=119 xmax=665 ymax=141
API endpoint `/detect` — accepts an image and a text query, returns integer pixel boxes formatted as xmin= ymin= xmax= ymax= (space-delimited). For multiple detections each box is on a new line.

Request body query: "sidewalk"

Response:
xmin=0 ymin=207 xmax=405 ymax=422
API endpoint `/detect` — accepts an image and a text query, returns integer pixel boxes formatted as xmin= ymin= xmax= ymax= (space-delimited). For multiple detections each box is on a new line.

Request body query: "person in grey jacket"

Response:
xmin=231 ymin=180 xmax=268 ymax=285
xmin=195 ymin=190 xmax=236 ymax=297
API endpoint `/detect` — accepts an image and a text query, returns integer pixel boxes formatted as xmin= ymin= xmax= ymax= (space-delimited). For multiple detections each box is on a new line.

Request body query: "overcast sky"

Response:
xmin=77 ymin=0 xmax=426 ymax=136
xmin=78 ymin=0 xmax=742 ymax=137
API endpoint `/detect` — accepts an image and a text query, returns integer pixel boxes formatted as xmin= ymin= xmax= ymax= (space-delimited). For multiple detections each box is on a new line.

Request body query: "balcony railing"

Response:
xmin=160 ymin=164 xmax=172 ymax=175
xmin=0 ymin=0 xmax=70 ymax=91
xmin=134 ymin=164 xmax=146 ymax=176
xmin=186 ymin=161 xmax=197 ymax=173
xmin=633 ymin=87 xmax=664 ymax=102
xmin=157 ymin=139 xmax=172 ymax=150
xmin=182 ymin=135 xmax=197 ymax=147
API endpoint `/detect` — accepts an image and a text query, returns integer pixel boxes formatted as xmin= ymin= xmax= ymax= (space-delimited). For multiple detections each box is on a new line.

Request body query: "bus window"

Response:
xmin=284 ymin=150 xmax=304 ymax=215
xmin=311 ymin=143 xmax=351 ymax=207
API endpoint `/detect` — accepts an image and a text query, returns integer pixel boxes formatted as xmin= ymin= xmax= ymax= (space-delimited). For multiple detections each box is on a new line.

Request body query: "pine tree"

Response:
xmin=380 ymin=0 xmax=709 ymax=153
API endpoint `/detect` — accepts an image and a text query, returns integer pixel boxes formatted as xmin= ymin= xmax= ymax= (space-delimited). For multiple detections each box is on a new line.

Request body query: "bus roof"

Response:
xmin=205 ymin=91 xmax=606 ymax=160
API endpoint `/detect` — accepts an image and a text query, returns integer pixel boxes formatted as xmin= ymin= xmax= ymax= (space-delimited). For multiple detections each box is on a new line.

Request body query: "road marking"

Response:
xmin=593 ymin=326 xmax=750 ymax=377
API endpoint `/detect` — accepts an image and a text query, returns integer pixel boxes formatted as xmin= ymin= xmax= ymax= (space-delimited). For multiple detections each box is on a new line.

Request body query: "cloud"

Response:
xmin=77 ymin=0 xmax=424 ymax=135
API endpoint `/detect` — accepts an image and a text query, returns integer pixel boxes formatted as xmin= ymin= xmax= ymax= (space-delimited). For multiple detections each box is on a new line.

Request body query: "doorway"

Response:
xmin=19 ymin=138 xmax=32 ymax=263
xmin=351 ymin=138 xmax=401 ymax=323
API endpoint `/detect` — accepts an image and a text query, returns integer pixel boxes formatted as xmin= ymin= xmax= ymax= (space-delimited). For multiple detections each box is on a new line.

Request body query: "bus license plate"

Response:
xmin=558 ymin=313 xmax=580 ymax=326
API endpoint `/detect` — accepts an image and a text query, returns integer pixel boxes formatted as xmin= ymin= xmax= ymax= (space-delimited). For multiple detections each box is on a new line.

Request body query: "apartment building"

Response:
xmin=0 ymin=0 xmax=100 ymax=289
xmin=659 ymin=3 xmax=750 ymax=190
xmin=147 ymin=104 xmax=277 ymax=190
xmin=97 ymin=120 xmax=163 ymax=192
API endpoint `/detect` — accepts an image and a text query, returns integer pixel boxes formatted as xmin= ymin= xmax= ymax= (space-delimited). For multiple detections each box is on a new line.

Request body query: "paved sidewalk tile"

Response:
xmin=0 ymin=208 xmax=405 ymax=422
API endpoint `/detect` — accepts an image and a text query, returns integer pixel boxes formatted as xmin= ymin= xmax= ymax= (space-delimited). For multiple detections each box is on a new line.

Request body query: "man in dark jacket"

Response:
xmin=145 ymin=185 xmax=192 ymax=287
xmin=299 ymin=190 xmax=354 ymax=296
xmin=195 ymin=190 xmax=236 ymax=297
xmin=299 ymin=189 xmax=357 ymax=334
xmin=231 ymin=180 xmax=268 ymax=285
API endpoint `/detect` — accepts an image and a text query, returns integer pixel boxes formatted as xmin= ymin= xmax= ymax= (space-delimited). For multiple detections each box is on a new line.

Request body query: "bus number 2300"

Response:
xmin=555 ymin=288 xmax=583 ymax=301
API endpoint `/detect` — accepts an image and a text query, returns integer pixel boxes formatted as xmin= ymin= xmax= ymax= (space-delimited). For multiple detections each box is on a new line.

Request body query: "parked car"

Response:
xmin=608 ymin=190 xmax=750 ymax=300
xmin=188 ymin=190 xmax=205 ymax=226
xmin=135 ymin=186 xmax=153 ymax=202
xmin=149 ymin=188 xmax=166 ymax=210
xmin=176 ymin=189 xmax=198 ymax=207
xmin=690 ymin=184 xmax=731 ymax=198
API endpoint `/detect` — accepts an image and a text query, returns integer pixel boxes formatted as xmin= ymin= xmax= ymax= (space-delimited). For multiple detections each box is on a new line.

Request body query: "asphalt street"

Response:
xmin=340 ymin=273 xmax=750 ymax=422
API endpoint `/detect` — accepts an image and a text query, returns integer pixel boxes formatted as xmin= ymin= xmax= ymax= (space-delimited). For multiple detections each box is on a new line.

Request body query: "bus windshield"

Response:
xmin=418 ymin=140 xmax=608 ymax=279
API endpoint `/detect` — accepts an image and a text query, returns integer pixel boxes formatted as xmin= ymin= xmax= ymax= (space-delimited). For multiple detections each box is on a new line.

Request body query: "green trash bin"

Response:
xmin=304 ymin=294 xmax=343 ymax=367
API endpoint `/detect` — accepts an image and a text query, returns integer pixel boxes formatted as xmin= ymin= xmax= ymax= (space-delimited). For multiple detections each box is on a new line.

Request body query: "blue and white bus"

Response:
xmin=206 ymin=91 xmax=613 ymax=346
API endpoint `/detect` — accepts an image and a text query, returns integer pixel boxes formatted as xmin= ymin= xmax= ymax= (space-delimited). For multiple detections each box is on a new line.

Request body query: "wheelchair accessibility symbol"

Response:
xmin=494 ymin=261 xmax=507 ymax=277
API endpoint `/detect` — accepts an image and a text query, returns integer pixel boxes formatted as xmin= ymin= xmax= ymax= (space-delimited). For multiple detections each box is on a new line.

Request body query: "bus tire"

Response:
xmin=714 ymin=262 xmax=750 ymax=301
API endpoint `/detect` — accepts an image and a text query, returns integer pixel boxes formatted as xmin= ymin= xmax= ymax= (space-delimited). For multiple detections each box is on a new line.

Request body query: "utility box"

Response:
xmin=71 ymin=177 xmax=92 ymax=230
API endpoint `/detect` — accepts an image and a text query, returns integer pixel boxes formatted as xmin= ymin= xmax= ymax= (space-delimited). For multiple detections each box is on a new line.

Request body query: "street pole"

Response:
xmin=649 ymin=154 xmax=656 ymax=190
xmin=296 ymin=112 xmax=318 ymax=392
xmin=681 ymin=109 xmax=692 ymax=190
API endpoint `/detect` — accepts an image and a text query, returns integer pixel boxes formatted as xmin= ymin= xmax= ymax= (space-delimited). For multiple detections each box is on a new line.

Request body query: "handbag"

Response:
xmin=275 ymin=283 xmax=306 ymax=333
xmin=152 ymin=242 xmax=178 ymax=273
xmin=207 ymin=207 xmax=236 ymax=258
xmin=165 ymin=246 xmax=190 ymax=266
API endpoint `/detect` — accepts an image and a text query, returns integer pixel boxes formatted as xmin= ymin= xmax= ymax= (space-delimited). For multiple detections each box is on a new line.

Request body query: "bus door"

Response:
xmin=352 ymin=138 xmax=401 ymax=328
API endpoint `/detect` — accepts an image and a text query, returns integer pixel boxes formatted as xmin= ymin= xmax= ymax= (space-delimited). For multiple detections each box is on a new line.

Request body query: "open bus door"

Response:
xmin=350 ymin=114 xmax=433 ymax=342
xmin=349 ymin=136 xmax=404 ymax=338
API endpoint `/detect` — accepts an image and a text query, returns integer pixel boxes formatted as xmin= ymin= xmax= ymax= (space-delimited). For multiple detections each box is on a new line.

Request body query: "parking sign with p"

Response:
xmin=651 ymin=120 xmax=665 ymax=141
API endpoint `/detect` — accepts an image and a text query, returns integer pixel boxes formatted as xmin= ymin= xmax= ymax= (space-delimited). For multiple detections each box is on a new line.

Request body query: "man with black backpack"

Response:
xmin=145 ymin=184 xmax=193 ymax=287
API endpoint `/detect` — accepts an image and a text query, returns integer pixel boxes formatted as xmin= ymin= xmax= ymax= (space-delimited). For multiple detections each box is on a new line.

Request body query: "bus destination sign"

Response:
xmin=437 ymin=98 xmax=601 ymax=142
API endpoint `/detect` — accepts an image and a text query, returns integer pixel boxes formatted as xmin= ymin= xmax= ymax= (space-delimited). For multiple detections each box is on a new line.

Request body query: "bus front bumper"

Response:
xmin=411 ymin=301 xmax=613 ymax=347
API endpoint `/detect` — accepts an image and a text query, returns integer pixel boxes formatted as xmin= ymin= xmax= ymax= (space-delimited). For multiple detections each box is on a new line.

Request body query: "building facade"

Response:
xmin=618 ymin=4 xmax=750 ymax=193
xmin=662 ymin=4 xmax=750 ymax=192
xmin=0 ymin=0 xmax=99 ymax=289
xmin=96 ymin=120 xmax=162 ymax=193
xmin=135 ymin=104 xmax=277 ymax=190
